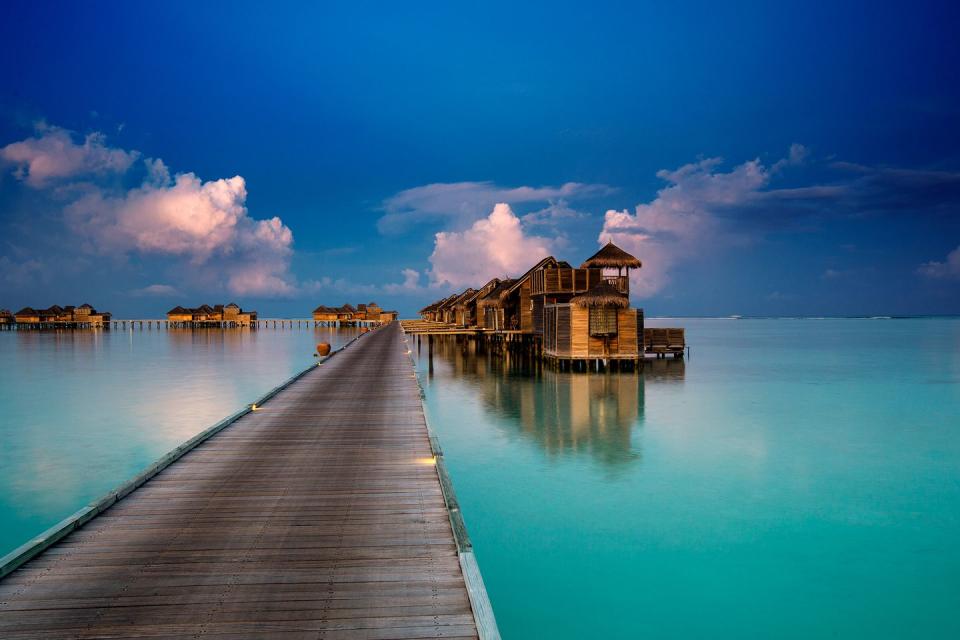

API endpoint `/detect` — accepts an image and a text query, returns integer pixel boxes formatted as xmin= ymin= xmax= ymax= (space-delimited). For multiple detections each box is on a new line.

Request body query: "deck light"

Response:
xmin=416 ymin=456 xmax=437 ymax=466
xmin=251 ymin=404 xmax=260 ymax=411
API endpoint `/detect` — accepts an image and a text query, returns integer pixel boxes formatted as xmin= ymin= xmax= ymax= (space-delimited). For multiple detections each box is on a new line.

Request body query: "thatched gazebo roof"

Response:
xmin=580 ymin=241 xmax=641 ymax=269
xmin=571 ymin=281 xmax=629 ymax=308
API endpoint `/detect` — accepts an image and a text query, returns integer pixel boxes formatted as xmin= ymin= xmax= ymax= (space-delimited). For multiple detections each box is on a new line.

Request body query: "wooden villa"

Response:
xmin=458 ymin=278 xmax=501 ymax=328
xmin=410 ymin=241 xmax=685 ymax=369
xmin=476 ymin=278 xmax=515 ymax=330
xmin=436 ymin=293 xmax=463 ymax=325
xmin=8 ymin=304 xmax=112 ymax=329
xmin=542 ymin=242 xmax=645 ymax=365
xmin=448 ymin=289 xmax=477 ymax=327
xmin=0 ymin=309 xmax=13 ymax=329
xmin=166 ymin=303 xmax=257 ymax=327
xmin=312 ymin=302 xmax=397 ymax=326
xmin=419 ymin=295 xmax=457 ymax=323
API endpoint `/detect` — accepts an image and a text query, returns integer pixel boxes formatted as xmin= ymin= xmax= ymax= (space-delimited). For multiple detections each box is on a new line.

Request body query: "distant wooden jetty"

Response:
xmin=410 ymin=242 xmax=686 ymax=370
xmin=0 ymin=323 xmax=498 ymax=638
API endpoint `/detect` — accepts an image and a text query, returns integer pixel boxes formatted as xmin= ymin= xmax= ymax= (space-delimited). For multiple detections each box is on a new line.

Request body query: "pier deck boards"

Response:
xmin=0 ymin=324 xmax=480 ymax=639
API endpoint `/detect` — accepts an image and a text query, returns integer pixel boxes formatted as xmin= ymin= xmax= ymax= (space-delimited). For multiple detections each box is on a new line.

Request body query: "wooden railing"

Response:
xmin=530 ymin=269 xmax=630 ymax=296
xmin=603 ymin=275 xmax=629 ymax=294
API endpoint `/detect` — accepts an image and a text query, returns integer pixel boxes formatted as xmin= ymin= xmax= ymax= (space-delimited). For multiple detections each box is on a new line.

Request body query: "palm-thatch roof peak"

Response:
xmin=571 ymin=281 xmax=629 ymax=308
xmin=580 ymin=241 xmax=641 ymax=269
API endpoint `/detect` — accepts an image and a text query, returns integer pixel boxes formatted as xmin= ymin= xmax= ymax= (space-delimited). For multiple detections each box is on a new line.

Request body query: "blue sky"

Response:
xmin=1 ymin=0 xmax=959 ymax=316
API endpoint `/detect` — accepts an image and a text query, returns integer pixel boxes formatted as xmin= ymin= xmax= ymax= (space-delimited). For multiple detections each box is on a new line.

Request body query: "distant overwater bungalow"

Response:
xmin=312 ymin=301 xmax=398 ymax=326
xmin=1 ymin=304 xmax=112 ymax=329
xmin=166 ymin=303 xmax=257 ymax=327
xmin=408 ymin=242 xmax=686 ymax=370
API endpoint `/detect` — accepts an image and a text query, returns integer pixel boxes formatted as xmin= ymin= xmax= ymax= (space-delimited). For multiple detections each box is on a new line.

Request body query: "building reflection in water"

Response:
xmin=416 ymin=335 xmax=685 ymax=471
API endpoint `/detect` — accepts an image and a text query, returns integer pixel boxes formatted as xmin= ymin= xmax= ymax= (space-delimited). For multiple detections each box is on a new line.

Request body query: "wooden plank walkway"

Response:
xmin=0 ymin=323 xmax=485 ymax=639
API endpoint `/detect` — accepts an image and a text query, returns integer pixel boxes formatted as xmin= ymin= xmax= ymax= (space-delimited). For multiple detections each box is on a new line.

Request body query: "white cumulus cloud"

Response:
xmin=428 ymin=203 xmax=552 ymax=287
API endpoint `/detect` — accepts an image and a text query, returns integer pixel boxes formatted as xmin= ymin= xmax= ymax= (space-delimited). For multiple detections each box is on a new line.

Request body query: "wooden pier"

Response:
xmin=0 ymin=323 xmax=497 ymax=639
xmin=1 ymin=319 xmax=387 ymax=331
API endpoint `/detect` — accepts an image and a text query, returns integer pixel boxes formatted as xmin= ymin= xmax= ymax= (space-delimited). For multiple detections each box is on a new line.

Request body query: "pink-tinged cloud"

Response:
xmin=65 ymin=172 xmax=295 ymax=296
xmin=428 ymin=203 xmax=552 ymax=287
xmin=1 ymin=123 xmax=298 ymax=297
xmin=599 ymin=148 xmax=806 ymax=297
xmin=0 ymin=123 xmax=138 ymax=187
xmin=917 ymin=246 xmax=960 ymax=280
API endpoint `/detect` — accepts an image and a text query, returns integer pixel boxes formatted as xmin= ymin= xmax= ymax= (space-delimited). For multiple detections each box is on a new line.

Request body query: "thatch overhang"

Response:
xmin=466 ymin=277 xmax=501 ymax=303
xmin=477 ymin=279 xmax=516 ymax=307
xmin=435 ymin=293 xmax=462 ymax=311
xmin=570 ymin=281 xmax=630 ymax=308
xmin=451 ymin=288 xmax=477 ymax=308
xmin=580 ymin=241 xmax=642 ymax=269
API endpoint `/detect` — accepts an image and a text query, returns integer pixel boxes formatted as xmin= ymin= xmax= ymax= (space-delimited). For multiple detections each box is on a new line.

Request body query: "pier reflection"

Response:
xmin=417 ymin=335 xmax=685 ymax=470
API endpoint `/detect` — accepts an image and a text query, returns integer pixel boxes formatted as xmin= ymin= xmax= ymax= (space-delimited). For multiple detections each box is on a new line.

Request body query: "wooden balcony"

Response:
xmin=530 ymin=268 xmax=629 ymax=297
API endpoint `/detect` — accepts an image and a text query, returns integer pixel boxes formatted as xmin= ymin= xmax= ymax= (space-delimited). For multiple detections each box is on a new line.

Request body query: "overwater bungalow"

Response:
xmin=436 ymin=293 xmax=463 ymax=325
xmin=0 ymin=309 xmax=13 ymax=329
xmin=498 ymin=256 xmax=571 ymax=332
xmin=10 ymin=304 xmax=112 ymax=329
xmin=475 ymin=279 xmax=515 ymax=330
xmin=541 ymin=243 xmax=647 ymax=366
xmin=454 ymin=278 xmax=501 ymax=328
xmin=166 ymin=303 xmax=257 ymax=327
xmin=355 ymin=302 xmax=398 ymax=323
xmin=419 ymin=295 xmax=457 ymax=323
xmin=542 ymin=281 xmax=641 ymax=364
xmin=313 ymin=302 xmax=397 ymax=325
xmin=312 ymin=305 xmax=341 ymax=323
xmin=409 ymin=241 xmax=683 ymax=368
xmin=449 ymin=289 xmax=477 ymax=327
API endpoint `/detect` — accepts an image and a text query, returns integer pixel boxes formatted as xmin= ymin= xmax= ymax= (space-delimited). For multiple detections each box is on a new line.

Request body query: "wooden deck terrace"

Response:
xmin=0 ymin=323 xmax=498 ymax=639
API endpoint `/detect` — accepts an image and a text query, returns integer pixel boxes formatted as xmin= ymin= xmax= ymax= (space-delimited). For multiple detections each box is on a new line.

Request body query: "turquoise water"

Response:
xmin=1 ymin=320 xmax=958 ymax=638
xmin=412 ymin=319 xmax=960 ymax=639
xmin=0 ymin=326 xmax=358 ymax=558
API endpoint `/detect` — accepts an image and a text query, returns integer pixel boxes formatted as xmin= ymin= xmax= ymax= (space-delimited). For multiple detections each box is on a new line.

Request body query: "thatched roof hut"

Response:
xmin=477 ymin=279 xmax=516 ymax=307
xmin=580 ymin=241 xmax=642 ymax=270
xmin=571 ymin=281 xmax=630 ymax=308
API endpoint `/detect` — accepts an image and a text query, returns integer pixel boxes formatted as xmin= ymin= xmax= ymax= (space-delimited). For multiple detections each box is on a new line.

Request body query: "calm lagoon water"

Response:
xmin=413 ymin=318 xmax=960 ymax=639
xmin=0 ymin=326 xmax=358 ymax=558
xmin=1 ymin=319 xmax=958 ymax=639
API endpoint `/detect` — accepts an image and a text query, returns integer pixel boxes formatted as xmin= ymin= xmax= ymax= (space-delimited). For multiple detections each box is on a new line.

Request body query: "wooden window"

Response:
xmin=589 ymin=306 xmax=618 ymax=336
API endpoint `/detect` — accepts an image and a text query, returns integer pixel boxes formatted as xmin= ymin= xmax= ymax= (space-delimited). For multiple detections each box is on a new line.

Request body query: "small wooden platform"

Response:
xmin=0 ymin=324 xmax=485 ymax=639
